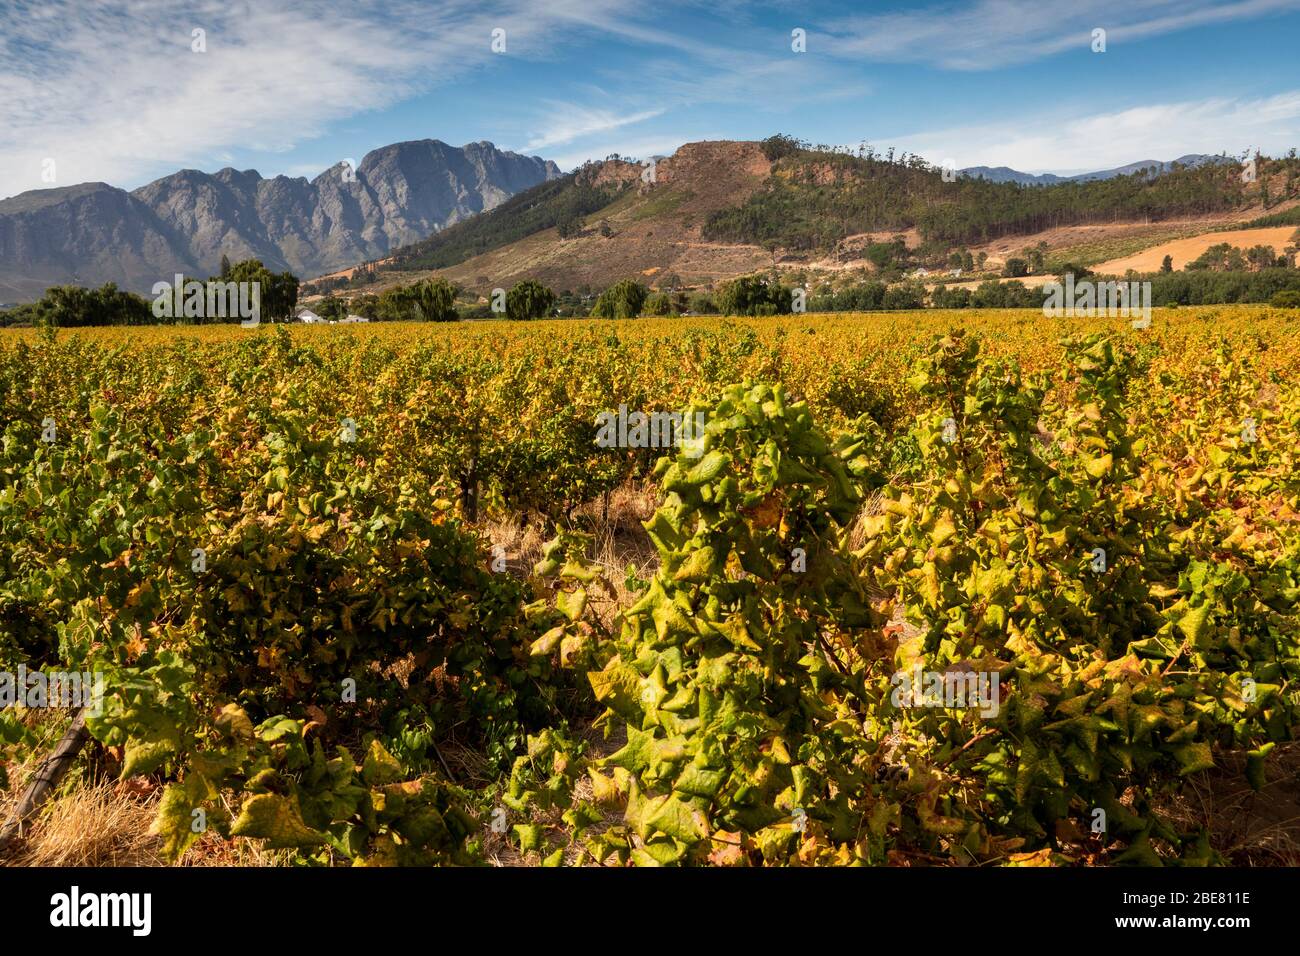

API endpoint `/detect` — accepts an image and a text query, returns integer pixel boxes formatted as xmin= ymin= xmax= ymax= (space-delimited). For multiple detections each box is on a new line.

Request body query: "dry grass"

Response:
xmin=2 ymin=750 xmax=287 ymax=867
xmin=4 ymin=779 xmax=166 ymax=867
xmin=1160 ymin=743 xmax=1300 ymax=866
xmin=482 ymin=479 xmax=660 ymax=631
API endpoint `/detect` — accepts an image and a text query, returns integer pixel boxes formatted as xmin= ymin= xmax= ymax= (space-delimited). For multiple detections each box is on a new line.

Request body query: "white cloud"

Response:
xmin=821 ymin=0 xmax=1300 ymax=70
xmin=0 ymin=0 xmax=638 ymax=199
xmin=523 ymin=104 xmax=667 ymax=151
xmin=889 ymin=91 xmax=1300 ymax=173
xmin=513 ymin=48 xmax=869 ymax=162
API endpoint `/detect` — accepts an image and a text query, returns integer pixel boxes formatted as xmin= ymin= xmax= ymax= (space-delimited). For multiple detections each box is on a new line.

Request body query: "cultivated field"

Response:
xmin=2 ymin=306 xmax=1299 ymax=867
xmin=1092 ymin=226 xmax=1299 ymax=274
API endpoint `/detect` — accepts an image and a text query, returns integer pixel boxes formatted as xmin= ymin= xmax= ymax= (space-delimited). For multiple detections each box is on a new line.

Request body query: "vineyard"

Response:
xmin=2 ymin=306 xmax=1299 ymax=866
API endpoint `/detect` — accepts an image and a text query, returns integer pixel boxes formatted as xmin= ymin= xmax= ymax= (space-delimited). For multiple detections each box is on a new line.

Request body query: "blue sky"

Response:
xmin=2 ymin=0 xmax=1299 ymax=198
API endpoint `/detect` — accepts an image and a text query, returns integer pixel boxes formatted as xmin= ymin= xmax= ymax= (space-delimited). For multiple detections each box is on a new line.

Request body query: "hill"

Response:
xmin=323 ymin=137 xmax=1296 ymax=296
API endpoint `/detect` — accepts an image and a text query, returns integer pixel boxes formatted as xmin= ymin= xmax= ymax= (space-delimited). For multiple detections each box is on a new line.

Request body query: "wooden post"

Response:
xmin=0 ymin=708 xmax=89 ymax=855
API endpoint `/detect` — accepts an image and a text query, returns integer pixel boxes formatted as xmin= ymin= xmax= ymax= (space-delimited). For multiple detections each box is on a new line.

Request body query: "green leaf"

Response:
xmin=150 ymin=783 xmax=202 ymax=861
xmin=1173 ymin=742 xmax=1214 ymax=775
xmin=215 ymin=704 xmax=254 ymax=740
xmin=673 ymin=546 xmax=719 ymax=584
xmin=361 ymin=739 xmax=404 ymax=785
xmin=588 ymin=660 xmax=643 ymax=719
xmin=121 ymin=738 xmax=176 ymax=778
xmin=513 ymin=823 xmax=545 ymax=853
xmin=1176 ymin=603 xmax=1213 ymax=645
xmin=556 ymin=587 xmax=587 ymax=622
xmin=529 ymin=626 xmax=564 ymax=657
xmin=230 ymin=793 xmax=327 ymax=848
xmin=1246 ymin=743 xmax=1274 ymax=792
xmin=645 ymin=794 xmax=707 ymax=845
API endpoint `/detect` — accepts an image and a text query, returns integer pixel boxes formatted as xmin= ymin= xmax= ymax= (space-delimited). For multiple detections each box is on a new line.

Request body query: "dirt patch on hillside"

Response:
xmin=432 ymin=141 xmax=775 ymax=292
xmin=1092 ymin=226 xmax=1298 ymax=274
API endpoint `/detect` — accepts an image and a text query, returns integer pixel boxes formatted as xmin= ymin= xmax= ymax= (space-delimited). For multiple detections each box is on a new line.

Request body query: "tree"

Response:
xmin=316 ymin=295 xmax=348 ymax=321
xmin=505 ymin=279 xmax=556 ymax=320
xmin=1028 ymin=242 xmax=1047 ymax=273
xmin=1003 ymin=258 xmax=1029 ymax=278
xmin=220 ymin=254 xmax=232 ymax=279
xmin=409 ymin=278 xmax=459 ymax=321
xmin=717 ymin=274 xmax=793 ymax=316
xmin=377 ymin=286 xmax=414 ymax=321
xmin=556 ymin=214 xmax=583 ymax=239
xmin=224 ymin=259 xmax=300 ymax=322
xmin=763 ymin=239 xmax=781 ymax=268
xmin=644 ymin=292 xmax=675 ymax=316
xmin=591 ymin=279 xmax=648 ymax=319
xmin=349 ymin=293 xmax=381 ymax=320
xmin=1161 ymin=254 xmax=1173 ymax=273
xmin=1245 ymin=245 xmax=1279 ymax=271
xmin=759 ymin=134 xmax=807 ymax=162
xmin=1186 ymin=243 xmax=1246 ymax=272
xmin=33 ymin=283 xmax=152 ymax=327
xmin=687 ymin=293 xmax=718 ymax=314
xmin=883 ymin=281 xmax=925 ymax=310
xmin=865 ymin=236 xmax=908 ymax=270
xmin=931 ymin=285 xmax=972 ymax=308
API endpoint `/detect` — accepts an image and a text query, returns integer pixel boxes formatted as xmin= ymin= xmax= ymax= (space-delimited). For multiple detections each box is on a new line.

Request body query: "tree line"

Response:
xmin=0 ymin=258 xmax=299 ymax=327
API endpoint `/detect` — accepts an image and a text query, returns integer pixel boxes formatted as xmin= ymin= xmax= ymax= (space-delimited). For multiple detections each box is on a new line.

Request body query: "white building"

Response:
xmin=297 ymin=309 xmax=327 ymax=324
xmin=337 ymin=314 xmax=370 ymax=323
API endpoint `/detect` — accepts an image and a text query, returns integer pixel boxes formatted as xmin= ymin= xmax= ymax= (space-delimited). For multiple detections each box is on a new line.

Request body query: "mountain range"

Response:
xmin=0 ymin=141 xmax=560 ymax=302
xmin=958 ymin=154 xmax=1230 ymax=185
xmin=0 ymin=143 xmax=1264 ymax=304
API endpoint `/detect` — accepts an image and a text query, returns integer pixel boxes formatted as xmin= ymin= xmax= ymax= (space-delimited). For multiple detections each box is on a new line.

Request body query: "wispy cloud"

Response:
xmin=890 ymin=91 xmax=1300 ymax=173
xmin=0 ymin=0 xmax=637 ymax=198
xmin=523 ymin=104 xmax=667 ymax=151
xmin=820 ymin=0 xmax=1300 ymax=70
xmin=513 ymin=43 xmax=868 ymax=166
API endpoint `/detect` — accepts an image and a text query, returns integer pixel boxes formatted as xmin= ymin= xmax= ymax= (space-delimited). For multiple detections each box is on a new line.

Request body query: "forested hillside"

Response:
xmin=702 ymin=136 xmax=1273 ymax=252
xmin=384 ymin=168 xmax=637 ymax=272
